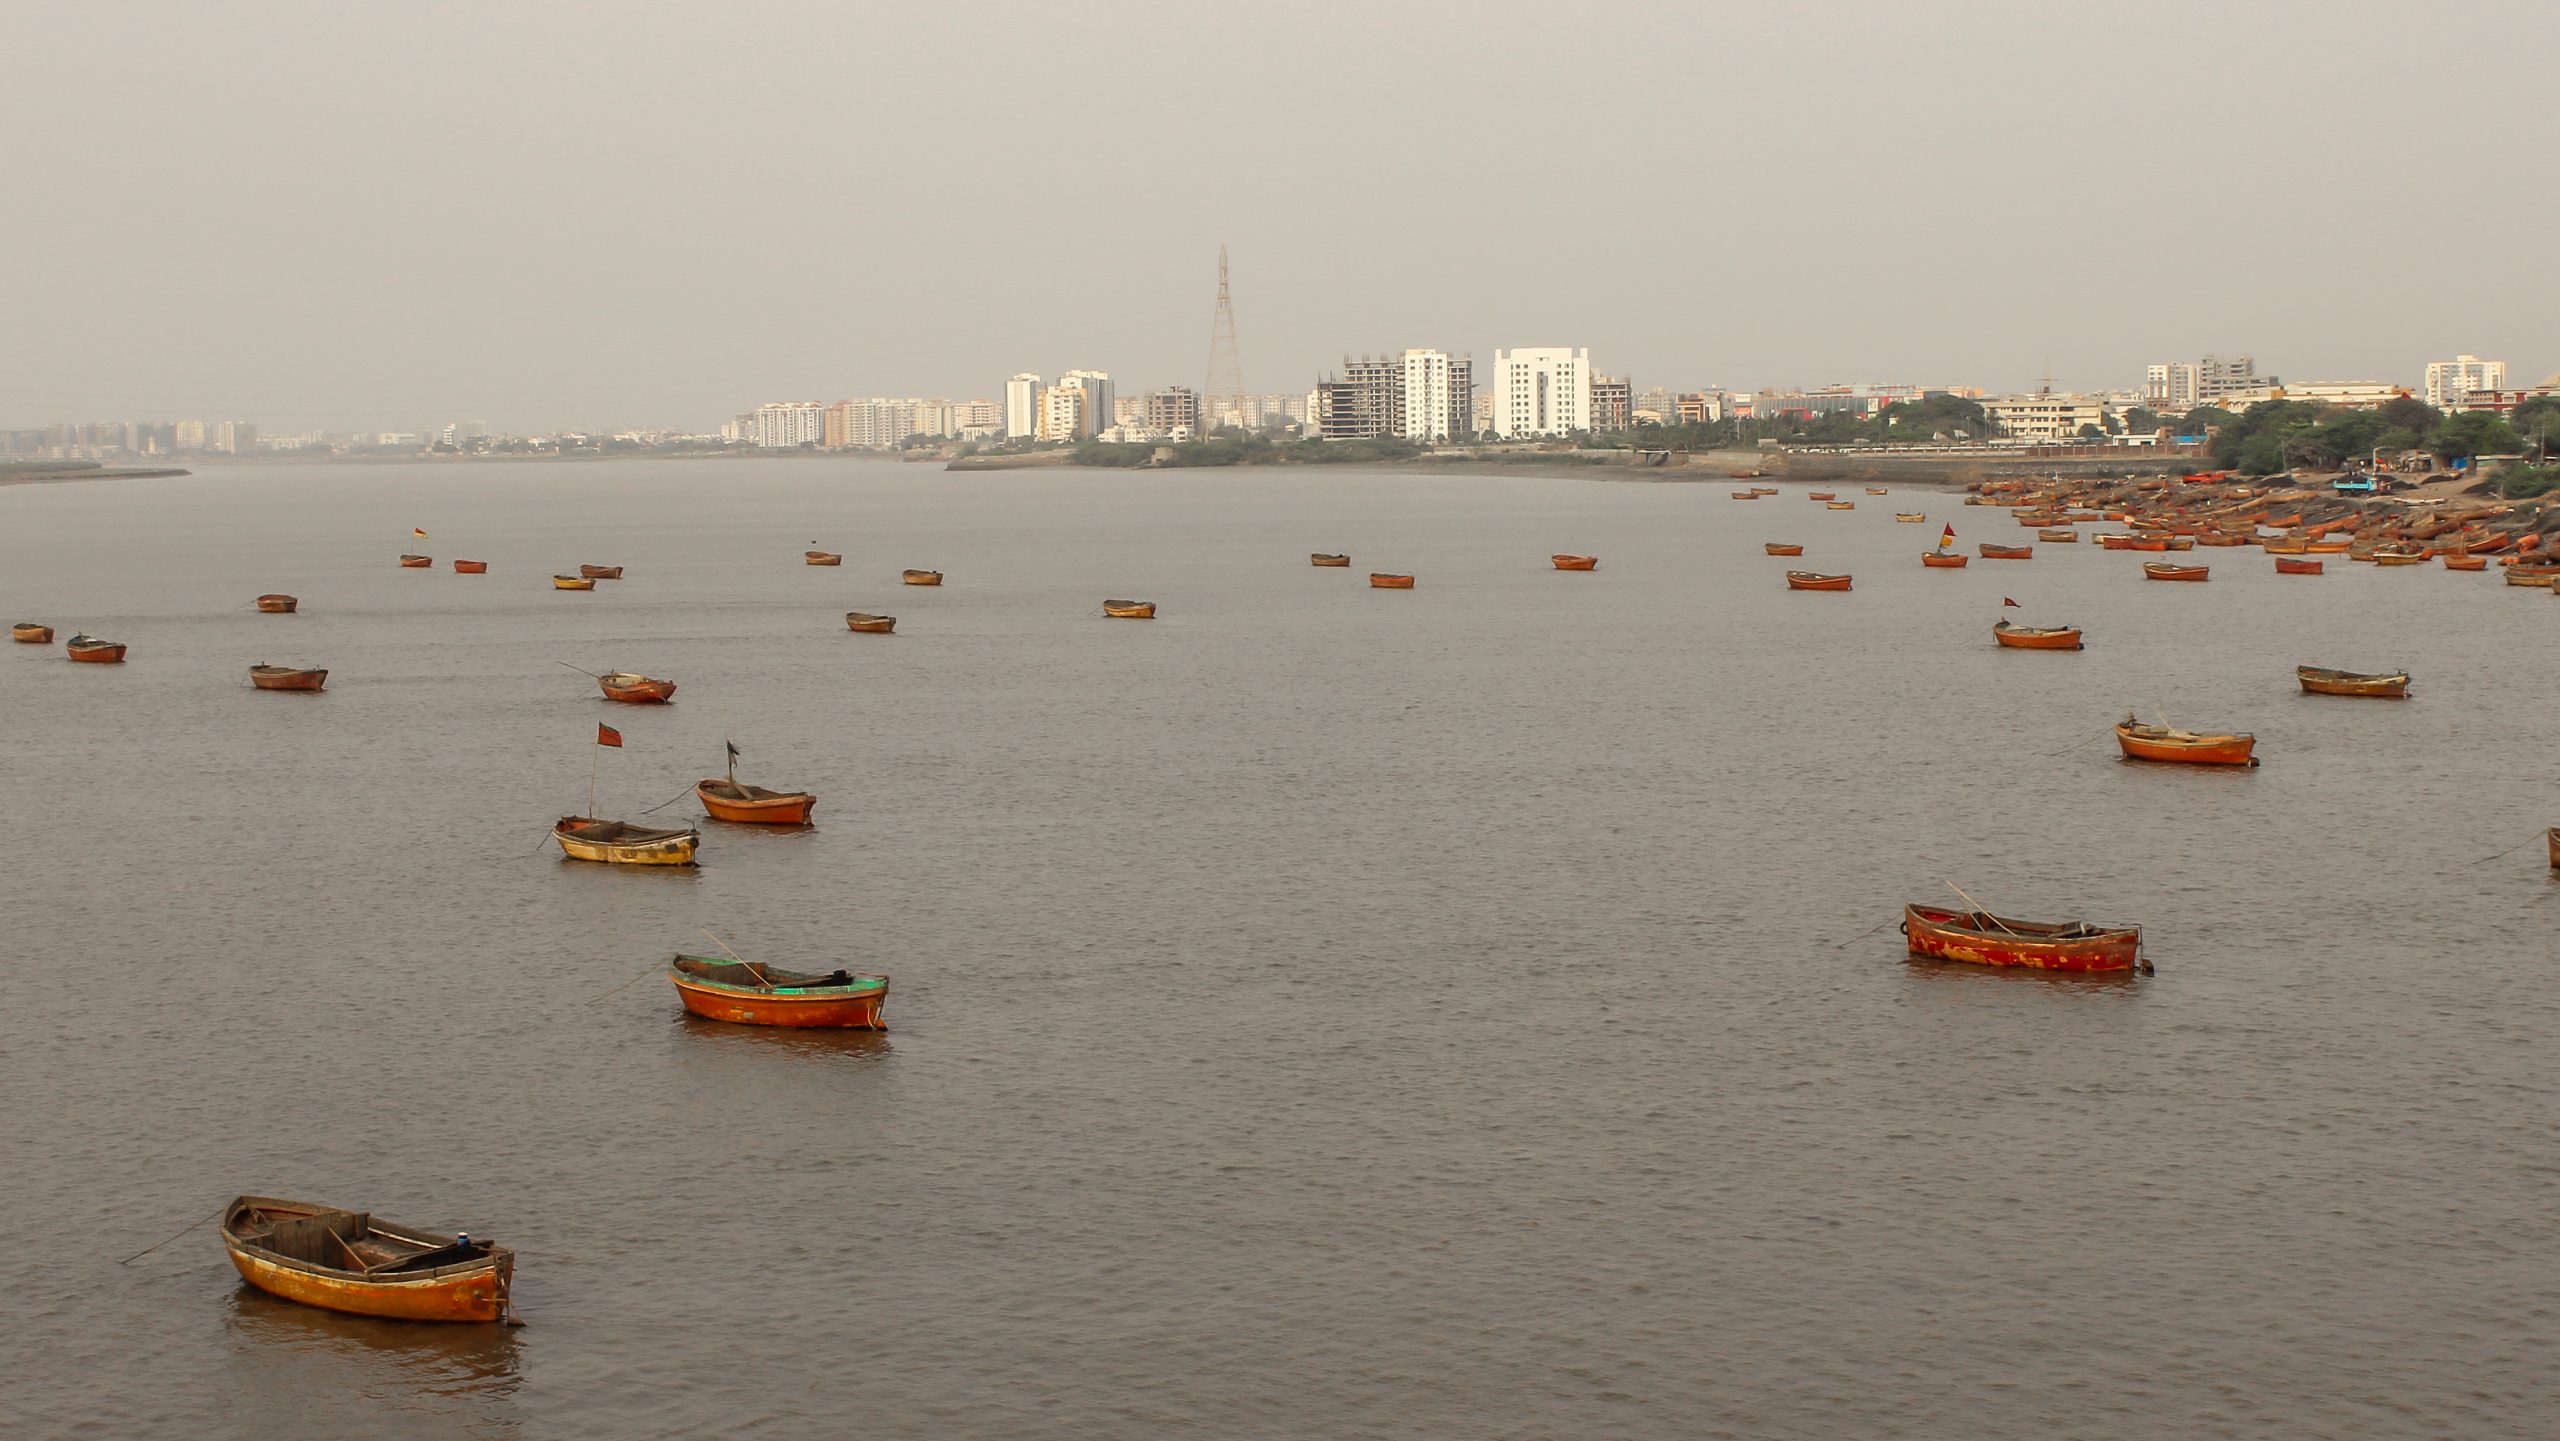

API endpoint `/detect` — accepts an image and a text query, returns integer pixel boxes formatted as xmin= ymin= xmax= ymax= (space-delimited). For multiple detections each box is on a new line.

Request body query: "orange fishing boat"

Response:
xmin=1751 ymin=486 xmax=1778 ymax=496
xmin=902 ymin=569 xmax=943 ymax=586
xmin=695 ymin=769 xmax=817 ymax=825
xmin=1785 ymin=570 xmax=1851 ymax=591
xmin=2099 ymin=535 xmax=2168 ymax=552
xmin=248 ymin=664 xmax=328 ymax=691
xmin=1920 ymin=552 xmax=1969 ymax=568
xmin=2306 ymin=539 xmax=2351 ymax=554
xmin=2503 ymin=566 xmax=2560 ymax=588
xmin=579 ymin=565 xmax=623 ymax=580
xmin=11 ymin=622 xmax=52 ymax=644
xmin=1729 ymin=491 xmax=1758 ymax=500
xmin=2370 ymin=549 xmax=2427 ymax=566
xmin=1369 ymin=573 xmax=1414 ymax=589
xmin=2442 ymin=554 xmax=2488 ymax=572
xmin=552 ymin=816 xmax=699 ymax=865
xmin=805 ymin=551 xmax=842 ymax=566
xmin=1310 ymin=553 xmax=1351 ymax=566
xmin=2262 ymin=535 xmax=2309 ymax=555
xmin=64 ymin=634 xmax=126 ymax=662
xmin=1978 ymin=543 xmax=2032 ymax=560
xmin=1102 ymin=599 xmax=1157 ymax=618
xmin=1992 ymin=620 xmax=2082 ymax=650
xmin=2550 ymin=827 xmax=2559 ymax=869
xmin=1864 ymin=487 xmax=1889 ymax=496
xmin=1807 ymin=492 xmax=1837 ymax=501
xmin=597 ymin=671 xmax=676 ymax=703
xmin=2142 ymin=562 xmax=2209 ymax=582
xmin=552 ymin=575 xmax=596 ymax=591
xmin=220 ymin=1196 xmax=514 ymax=1324
xmin=1825 ymin=501 xmax=1856 ymax=510
xmin=845 ymin=612 xmax=896 ymax=633
xmin=453 ymin=560 xmax=489 ymax=573
xmin=1764 ymin=543 xmax=1805 ymax=557
xmin=2296 ymin=666 xmax=2409 ymax=698
xmin=1902 ymin=903 xmax=2142 ymax=973
xmin=2161 ymin=536 xmax=2197 ymax=551
xmin=2039 ymin=528 xmax=2078 ymax=542
xmin=255 ymin=594 xmax=298 ymax=614
xmin=2115 ymin=716 xmax=2257 ymax=766
xmin=399 ymin=554 xmax=432 ymax=568
xmin=2275 ymin=558 xmax=2325 ymax=575
xmin=1551 ymin=554 xmax=1598 ymax=571
xmin=668 ymin=955 xmax=888 ymax=1029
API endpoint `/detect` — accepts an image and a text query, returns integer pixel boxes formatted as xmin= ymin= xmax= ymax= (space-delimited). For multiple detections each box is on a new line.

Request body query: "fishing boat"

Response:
xmin=248 ymin=664 xmax=328 ymax=691
xmin=2161 ymin=536 xmax=2197 ymax=551
xmin=552 ymin=816 xmax=699 ymax=865
xmin=2262 ymin=536 xmax=2310 ymax=555
xmin=2371 ymin=549 xmax=2427 ymax=566
xmin=2443 ymin=554 xmax=2488 ymax=572
xmin=2195 ymin=533 xmax=2251 ymax=547
xmin=695 ymin=777 xmax=816 ymax=825
xmin=668 ymin=954 xmax=889 ymax=1029
xmin=2099 ymin=535 xmax=2168 ymax=551
xmin=1978 ymin=543 xmax=2033 ymax=560
xmin=1751 ymin=486 xmax=1779 ymax=496
xmin=399 ymin=554 xmax=431 ymax=568
xmin=2275 ymin=558 xmax=2326 ymax=575
xmin=64 ymin=634 xmax=126 ymax=663
xmin=2306 ymin=539 xmax=2352 ymax=553
xmin=579 ymin=565 xmax=623 ymax=580
xmin=2114 ymin=716 xmax=2257 ymax=766
xmin=1895 ymin=513 xmax=1927 ymax=523
xmin=597 ymin=672 xmax=676 ymax=704
xmin=1310 ymin=553 xmax=1351 ymax=566
xmin=1102 ymin=599 xmax=1157 ymax=618
xmin=2142 ymin=562 xmax=2209 ymax=582
xmin=805 ymin=551 xmax=842 ymax=566
xmin=2550 ymin=827 xmax=2559 ymax=870
xmin=844 ymin=612 xmax=896 ymax=633
xmin=1551 ymin=555 xmax=1598 ymax=571
xmin=1825 ymin=501 xmax=1856 ymax=510
xmin=220 ymin=1196 xmax=514 ymax=1324
xmin=1369 ymin=573 xmax=1414 ymax=589
xmin=902 ymin=569 xmax=943 ymax=586
xmin=1864 ymin=487 xmax=1889 ymax=496
xmin=2504 ymin=566 xmax=2560 ymax=588
xmin=1902 ymin=903 xmax=2142 ymax=973
xmin=1807 ymin=492 xmax=1837 ymax=501
xmin=2039 ymin=529 xmax=2078 ymax=542
xmin=453 ymin=560 xmax=488 ymax=573
xmin=2296 ymin=666 xmax=2410 ymax=698
xmin=1729 ymin=491 xmax=1758 ymax=500
xmin=1764 ymin=543 xmax=1805 ymax=557
xmin=1993 ymin=620 xmax=2083 ymax=650
xmin=1785 ymin=570 xmax=1852 ymax=591
xmin=256 ymin=594 xmax=298 ymax=613
xmin=11 ymin=622 xmax=52 ymax=644
xmin=1920 ymin=552 xmax=1970 ymax=568
xmin=552 ymin=575 xmax=596 ymax=591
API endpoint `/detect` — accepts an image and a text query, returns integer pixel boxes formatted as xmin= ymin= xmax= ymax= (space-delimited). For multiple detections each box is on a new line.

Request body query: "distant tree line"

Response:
xmin=2181 ymin=394 xmax=2560 ymax=476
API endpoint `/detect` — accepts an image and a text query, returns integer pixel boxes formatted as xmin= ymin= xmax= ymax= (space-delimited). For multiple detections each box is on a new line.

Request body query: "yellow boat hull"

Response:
xmin=554 ymin=831 xmax=698 ymax=865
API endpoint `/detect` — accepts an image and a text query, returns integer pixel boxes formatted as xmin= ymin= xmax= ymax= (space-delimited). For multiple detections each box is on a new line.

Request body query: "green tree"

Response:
xmin=2121 ymin=406 xmax=2163 ymax=435
xmin=2427 ymin=411 xmax=2521 ymax=463
xmin=2377 ymin=396 xmax=2440 ymax=437
xmin=2507 ymin=395 xmax=2560 ymax=458
xmin=2236 ymin=434 xmax=2288 ymax=475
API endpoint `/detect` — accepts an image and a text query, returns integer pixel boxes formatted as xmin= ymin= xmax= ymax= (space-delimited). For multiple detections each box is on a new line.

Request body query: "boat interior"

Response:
xmin=233 ymin=1204 xmax=485 ymax=1275
xmin=674 ymin=955 xmax=874 ymax=990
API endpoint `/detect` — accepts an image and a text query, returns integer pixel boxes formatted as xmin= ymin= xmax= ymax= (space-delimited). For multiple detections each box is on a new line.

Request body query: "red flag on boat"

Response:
xmin=2003 ymin=597 xmax=2020 ymax=607
xmin=597 ymin=724 xmax=623 ymax=747
xmin=413 ymin=527 xmax=428 ymax=537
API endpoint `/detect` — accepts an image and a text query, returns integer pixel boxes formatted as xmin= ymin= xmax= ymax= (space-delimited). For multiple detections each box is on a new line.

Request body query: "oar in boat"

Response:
xmin=1944 ymin=880 xmax=2025 ymax=936
xmin=701 ymin=928 xmax=774 ymax=992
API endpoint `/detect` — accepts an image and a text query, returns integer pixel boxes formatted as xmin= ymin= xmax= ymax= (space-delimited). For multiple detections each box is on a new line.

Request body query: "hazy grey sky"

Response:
xmin=6 ymin=0 xmax=2554 ymax=431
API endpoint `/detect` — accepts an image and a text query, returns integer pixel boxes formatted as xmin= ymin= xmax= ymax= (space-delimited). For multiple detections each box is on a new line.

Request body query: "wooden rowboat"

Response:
xmin=1751 ymin=486 xmax=1778 ymax=496
xmin=2504 ymin=566 xmax=2560 ymax=588
xmin=1551 ymin=554 xmax=1598 ymax=571
xmin=2306 ymin=539 xmax=2351 ymax=553
xmin=2161 ymin=536 xmax=2197 ymax=551
xmin=1729 ymin=491 xmax=1758 ymax=500
xmin=1785 ymin=570 xmax=1851 ymax=591
xmin=399 ymin=554 xmax=431 ymax=567
xmin=668 ymin=955 xmax=888 ymax=1029
xmin=805 ymin=551 xmax=842 ymax=566
xmin=597 ymin=671 xmax=676 ymax=704
xmin=64 ymin=634 xmax=126 ymax=662
xmin=1895 ymin=513 xmax=1927 ymax=523
xmin=2549 ymin=827 xmax=2559 ymax=870
xmin=1807 ymin=492 xmax=1837 ymax=501
xmin=1978 ymin=543 xmax=2032 ymax=560
xmin=1102 ymin=599 xmax=1157 ymax=618
xmin=2275 ymin=558 xmax=2325 ymax=575
xmin=1903 ymin=903 xmax=2141 ymax=973
xmin=2296 ymin=666 xmax=2410 ymax=698
xmin=2142 ymin=562 xmax=2209 ymax=581
xmin=2099 ymin=535 xmax=2167 ymax=551
xmin=11 ymin=622 xmax=52 ymax=644
xmin=696 ymin=777 xmax=816 ymax=825
xmin=553 ymin=816 xmax=699 ymax=865
xmin=2115 ymin=716 xmax=2257 ymax=766
xmin=579 ymin=565 xmax=623 ymax=580
xmin=1311 ymin=553 xmax=1351 ymax=566
xmin=249 ymin=664 xmax=328 ymax=691
xmin=1764 ymin=543 xmax=1805 ymax=556
xmin=2039 ymin=529 xmax=2078 ymax=542
xmin=1825 ymin=501 xmax=1856 ymax=510
xmin=902 ymin=569 xmax=943 ymax=586
xmin=1369 ymin=573 xmax=1414 ymax=589
xmin=1864 ymin=487 xmax=1889 ymax=496
xmin=1920 ymin=552 xmax=1969 ymax=568
xmin=453 ymin=560 xmax=488 ymax=573
xmin=845 ymin=612 xmax=896 ymax=633
xmin=221 ymin=1196 xmax=513 ymax=1324
xmin=1993 ymin=620 xmax=2082 ymax=650
xmin=256 ymin=594 xmax=298 ymax=613
xmin=2371 ymin=550 xmax=2427 ymax=566
xmin=2262 ymin=536 xmax=2310 ymax=555
xmin=2443 ymin=554 xmax=2488 ymax=572
xmin=552 ymin=575 xmax=596 ymax=590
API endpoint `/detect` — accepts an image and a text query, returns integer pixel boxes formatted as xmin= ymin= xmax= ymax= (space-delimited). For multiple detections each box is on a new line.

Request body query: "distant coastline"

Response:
xmin=0 ymin=462 xmax=191 ymax=487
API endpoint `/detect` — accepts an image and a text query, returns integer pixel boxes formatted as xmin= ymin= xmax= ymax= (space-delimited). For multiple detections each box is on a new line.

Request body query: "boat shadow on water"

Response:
xmin=224 ymin=1283 xmax=526 ymax=1401
xmin=673 ymin=1011 xmax=897 ymax=1062
xmin=1898 ymin=955 xmax=2145 ymax=989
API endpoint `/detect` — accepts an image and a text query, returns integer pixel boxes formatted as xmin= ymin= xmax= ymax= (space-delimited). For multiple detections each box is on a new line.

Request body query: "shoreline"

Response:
xmin=0 ymin=465 xmax=191 ymax=488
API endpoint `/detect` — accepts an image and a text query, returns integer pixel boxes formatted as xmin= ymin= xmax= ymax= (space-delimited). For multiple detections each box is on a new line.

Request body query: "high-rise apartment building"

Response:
xmin=1589 ymin=376 xmax=1632 ymax=432
xmin=2146 ymin=355 xmax=2269 ymax=410
xmin=1395 ymin=350 xmax=1474 ymax=440
xmin=1492 ymin=347 xmax=1592 ymax=437
xmin=751 ymin=401 xmax=826 ymax=448
xmin=1056 ymin=371 xmax=1113 ymax=441
xmin=961 ymin=398 xmax=1001 ymax=430
xmin=1144 ymin=387 xmax=1201 ymax=434
xmin=2425 ymin=355 xmax=2506 ymax=410
xmin=1038 ymin=384 xmax=1086 ymax=441
xmin=1005 ymin=374 xmax=1043 ymax=439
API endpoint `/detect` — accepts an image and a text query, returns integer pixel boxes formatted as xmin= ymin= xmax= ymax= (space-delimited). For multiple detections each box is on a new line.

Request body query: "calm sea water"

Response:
xmin=2 ymin=459 xmax=2552 ymax=1440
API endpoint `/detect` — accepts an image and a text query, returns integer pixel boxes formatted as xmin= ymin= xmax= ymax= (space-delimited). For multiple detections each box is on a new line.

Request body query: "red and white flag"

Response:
xmin=596 ymin=724 xmax=623 ymax=748
xmin=413 ymin=527 xmax=428 ymax=538
xmin=2002 ymin=597 xmax=2020 ymax=607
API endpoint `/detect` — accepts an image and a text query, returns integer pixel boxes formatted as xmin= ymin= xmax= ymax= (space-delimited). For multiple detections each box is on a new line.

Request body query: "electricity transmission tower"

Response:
xmin=1203 ymin=245 xmax=1245 ymax=434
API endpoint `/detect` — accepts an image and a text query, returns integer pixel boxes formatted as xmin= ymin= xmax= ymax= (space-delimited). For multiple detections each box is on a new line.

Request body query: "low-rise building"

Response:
xmin=1984 ymin=390 xmax=2110 ymax=442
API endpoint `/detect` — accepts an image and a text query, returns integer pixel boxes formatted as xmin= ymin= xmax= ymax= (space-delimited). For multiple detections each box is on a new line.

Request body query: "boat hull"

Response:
xmin=902 ymin=570 xmax=943 ymax=586
xmin=1551 ymin=555 xmax=1598 ymax=571
xmin=1785 ymin=571 xmax=1851 ymax=591
xmin=2297 ymin=667 xmax=2410 ymax=698
xmin=552 ymin=576 xmax=596 ymax=591
xmin=670 ymin=973 xmax=888 ymax=1029
xmin=13 ymin=624 xmax=54 ymax=643
xmin=598 ymin=675 xmax=676 ymax=704
xmin=2142 ymin=563 xmax=2210 ymax=581
xmin=553 ymin=818 xmax=699 ymax=865
xmin=845 ymin=613 xmax=896 ymax=633
xmin=250 ymin=667 xmax=328 ymax=691
xmin=1764 ymin=544 xmax=1804 ymax=556
xmin=1978 ymin=544 xmax=2032 ymax=559
xmin=221 ymin=1198 xmax=512 ymax=1324
xmin=1993 ymin=623 xmax=2082 ymax=650
xmin=66 ymin=642 xmax=127 ymax=663
xmin=453 ymin=560 xmax=488 ymax=573
xmin=2275 ymin=558 xmax=2325 ymax=575
xmin=1902 ymin=904 xmax=2141 ymax=973
xmin=399 ymin=555 xmax=431 ymax=567
xmin=1102 ymin=600 xmax=1157 ymax=618
xmin=1369 ymin=574 xmax=1414 ymax=589
xmin=579 ymin=566 xmax=622 ymax=580
xmin=256 ymin=595 xmax=298 ymax=613
xmin=2115 ymin=724 xmax=2257 ymax=766
xmin=805 ymin=552 xmax=842 ymax=566
xmin=695 ymin=782 xmax=816 ymax=825
xmin=1920 ymin=553 xmax=1969 ymax=568
xmin=1310 ymin=554 xmax=1351 ymax=566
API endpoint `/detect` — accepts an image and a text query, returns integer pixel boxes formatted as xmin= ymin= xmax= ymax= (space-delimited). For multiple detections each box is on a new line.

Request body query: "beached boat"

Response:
xmin=552 ymin=575 xmax=596 ymax=591
xmin=2195 ymin=533 xmax=2251 ymax=547
xmin=552 ymin=815 xmax=699 ymax=865
xmin=249 ymin=664 xmax=328 ymax=691
xmin=453 ymin=560 xmax=488 ymax=573
xmin=1751 ymin=486 xmax=1778 ymax=496
xmin=11 ymin=622 xmax=52 ymax=644
xmin=696 ymin=777 xmax=817 ymax=825
xmin=2306 ymin=539 xmax=2351 ymax=554
xmin=399 ymin=554 xmax=431 ymax=568
xmin=1369 ymin=573 xmax=1414 ymax=589
xmin=845 ymin=612 xmax=896 ymax=633
xmin=1102 ymin=599 xmax=1157 ymax=618
xmin=256 ymin=594 xmax=298 ymax=613
xmin=1920 ymin=552 xmax=1970 ymax=568
xmin=1825 ymin=501 xmax=1856 ymax=510
xmin=2443 ymin=554 xmax=2488 ymax=572
xmin=2115 ymin=716 xmax=2257 ymax=766
xmin=2503 ymin=566 xmax=2560 ymax=588
xmin=1729 ymin=491 xmax=1758 ymax=500
xmin=1311 ymin=553 xmax=1352 ymax=566
xmin=2039 ymin=528 xmax=2078 ymax=542
xmin=1993 ymin=620 xmax=2083 ymax=650
xmin=2099 ymin=535 xmax=2167 ymax=551
xmin=220 ymin=1196 xmax=514 ymax=1324
xmin=579 ymin=565 xmax=623 ymax=580
xmin=1895 ymin=513 xmax=1927 ymax=523
xmin=902 ymin=569 xmax=943 ymax=586
xmin=597 ymin=672 xmax=676 ymax=704
xmin=1785 ymin=570 xmax=1852 ymax=591
xmin=805 ymin=551 xmax=842 ymax=566
xmin=1764 ymin=543 xmax=1805 ymax=557
xmin=1902 ymin=903 xmax=2142 ymax=973
xmin=64 ymin=634 xmax=126 ymax=663
xmin=1978 ymin=543 xmax=2032 ymax=560
xmin=668 ymin=954 xmax=889 ymax=1029
xmin=2275 ymin=558 xmax=2326 ymax=575
xmin=2161 ymin=536 xmax=2197 ymax=552
xmin=1551 ymin=554 xmax=1598 ymax=571
xmin=2262 ymin=536 xmax=2310 ymax=555
xmin=2296 ymin=666 xmax=2410 ymax=698
xmin=2142 ymin=562 xmax=2209 ymax=582
xmin=2371 ymin=550 xmax=2427 ymax=566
